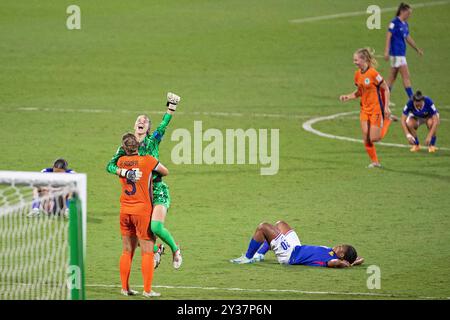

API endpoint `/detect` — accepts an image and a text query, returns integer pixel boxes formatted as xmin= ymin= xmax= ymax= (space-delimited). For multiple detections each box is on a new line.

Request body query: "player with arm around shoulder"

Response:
xmin=401 ymin=90 xmax=440 ymax=153
xmin=117 ymin=133 xmax=169 ymax=298
xmin=231 ymin=220 xmax=364 ymax=268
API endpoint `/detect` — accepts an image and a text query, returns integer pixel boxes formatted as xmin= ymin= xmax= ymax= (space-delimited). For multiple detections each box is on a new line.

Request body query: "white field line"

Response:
xmin=302 ymin=111 xmax=450 ymax=151
xmin=290 ymin=1 xmax=450 ymax=23
xmin=86 ymin=283 xmax=450 ymax=300
xmin=8 ymin=107 xmax=313 ymax=120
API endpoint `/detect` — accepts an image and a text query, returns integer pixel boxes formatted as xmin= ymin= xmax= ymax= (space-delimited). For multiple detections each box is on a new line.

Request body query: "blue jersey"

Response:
xmin=388 ymin=17 xmax=409 ymax=56
xmin=41 ymin=168 xmax=75 ymax=173
xmin=402 ymin=97 xmax=438 ymax=118
xmin=288 ymin=245 xmax=339 ymax=267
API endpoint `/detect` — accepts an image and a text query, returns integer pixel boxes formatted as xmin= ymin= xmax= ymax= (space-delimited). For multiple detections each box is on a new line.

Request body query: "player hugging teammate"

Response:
xmin=107 ymin=92 xmax=182 ymax=296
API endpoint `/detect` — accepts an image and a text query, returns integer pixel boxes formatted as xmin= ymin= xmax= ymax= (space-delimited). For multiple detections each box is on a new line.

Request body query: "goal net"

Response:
xmin=0 ymin=171 xmax=86 ymax=300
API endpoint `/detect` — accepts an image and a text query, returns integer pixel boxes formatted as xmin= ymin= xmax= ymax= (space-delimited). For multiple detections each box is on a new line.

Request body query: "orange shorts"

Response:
xmin=360 ymin=111 xmax=383 ymax=128
xmin=120 ymin=214 xmax=151 ymax=240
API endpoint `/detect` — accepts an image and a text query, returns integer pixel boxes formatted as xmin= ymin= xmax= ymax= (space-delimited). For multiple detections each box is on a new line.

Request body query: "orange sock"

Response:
xmin=142 ymin=252 xmax=154 ymax=293
xmin=365 ymin=143 xmax=379 ymax=163
xmin=120 ymin=251 xmax=133 ymax=291
xmin=381 ymin=118 xmax=391 ymax=139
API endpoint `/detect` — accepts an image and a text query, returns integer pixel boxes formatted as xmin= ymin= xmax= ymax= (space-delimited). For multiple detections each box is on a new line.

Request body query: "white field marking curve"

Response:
xmin=302 ymin=111 xmax=450 ymax=151
xmin=290 ymin=1 xmax=450 ymax=24
xmin=86 ymin=283 xmax=450 ymax=300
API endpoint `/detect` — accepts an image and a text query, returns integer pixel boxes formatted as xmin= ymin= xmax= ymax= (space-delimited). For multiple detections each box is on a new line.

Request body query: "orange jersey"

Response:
xmin=118 ymin=155 xmax=159 ymax=216
xmin=354 ymin=67 xmax=385 ymax=114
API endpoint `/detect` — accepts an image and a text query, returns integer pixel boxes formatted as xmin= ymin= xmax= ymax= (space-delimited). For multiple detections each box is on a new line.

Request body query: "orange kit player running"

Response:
xmin=116 ymin=133 xmax=169 ymax=298
xmin=340 ymin=48 xmax=392 ymax=168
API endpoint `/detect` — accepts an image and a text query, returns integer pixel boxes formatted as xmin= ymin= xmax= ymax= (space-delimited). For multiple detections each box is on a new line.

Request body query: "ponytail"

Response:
xmin=396 ymin=2 xmax=411 ymax=16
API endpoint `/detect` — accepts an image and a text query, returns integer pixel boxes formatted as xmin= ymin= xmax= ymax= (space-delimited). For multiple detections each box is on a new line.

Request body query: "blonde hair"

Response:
xmin=355 ymin=47 xmax=378 ymax=68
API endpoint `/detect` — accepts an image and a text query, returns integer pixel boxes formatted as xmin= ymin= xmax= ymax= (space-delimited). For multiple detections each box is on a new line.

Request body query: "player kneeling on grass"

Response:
xmin=117 ymin=133 xmax=169 ymax=297
xmin=231 ymin=220 xmax=364 ymax=268
xmin=401 ymin=90 xmax=440 ymax=153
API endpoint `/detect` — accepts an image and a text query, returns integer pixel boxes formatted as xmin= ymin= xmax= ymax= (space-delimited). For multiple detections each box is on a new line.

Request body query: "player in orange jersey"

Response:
xmin=116 ymin=133 xmax=169 ymax=298
xmin=340 ymin=48 xmax=392 ymax=168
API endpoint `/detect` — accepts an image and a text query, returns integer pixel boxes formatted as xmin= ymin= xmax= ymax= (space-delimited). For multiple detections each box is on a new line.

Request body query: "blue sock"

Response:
xmin=431 ymin=136 xmax=436 ymax=146
xmin=257 ymin=241 xmax=270 ymax=255
xmin=414 ymin=137 xmax=419 ymax=145
xmin=245 ymin=238 xmax=263 ymax=259
xmin=405 ymin=87 xmax=413 ymax=99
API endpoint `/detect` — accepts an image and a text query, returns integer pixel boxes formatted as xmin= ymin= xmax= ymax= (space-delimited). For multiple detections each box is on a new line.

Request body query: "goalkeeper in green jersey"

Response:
xmin=106 ymin=92 xmax=182 ymax=269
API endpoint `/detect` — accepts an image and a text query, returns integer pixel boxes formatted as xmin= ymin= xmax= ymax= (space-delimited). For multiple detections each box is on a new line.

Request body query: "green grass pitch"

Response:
xmin=1 ymin=0 xmax=449 ymax=299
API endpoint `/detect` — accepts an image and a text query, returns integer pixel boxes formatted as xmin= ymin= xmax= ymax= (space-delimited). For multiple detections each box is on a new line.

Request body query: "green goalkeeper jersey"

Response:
xmin=106 ymin=113 xmax=172 ymax=180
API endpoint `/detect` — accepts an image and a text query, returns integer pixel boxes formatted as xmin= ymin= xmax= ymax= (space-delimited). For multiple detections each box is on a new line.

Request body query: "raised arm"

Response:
xmin=149 ymin=92 xmax=181 ymax=144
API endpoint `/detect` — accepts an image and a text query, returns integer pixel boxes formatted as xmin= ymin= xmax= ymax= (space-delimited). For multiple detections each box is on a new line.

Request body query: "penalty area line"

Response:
xmin=85 ymin=283 xmax=449 ymax=299
xmin=302 ymin=111 xmax=450 ymax=151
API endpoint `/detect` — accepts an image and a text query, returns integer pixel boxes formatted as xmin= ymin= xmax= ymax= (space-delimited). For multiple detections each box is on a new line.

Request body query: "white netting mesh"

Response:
xmin=0 ymin=176 xmax=77 ymax=300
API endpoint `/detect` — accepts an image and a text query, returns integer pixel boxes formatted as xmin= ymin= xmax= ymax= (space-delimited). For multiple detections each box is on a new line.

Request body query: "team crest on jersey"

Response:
xmin=364 ymin=78 xmax=370 ymax=85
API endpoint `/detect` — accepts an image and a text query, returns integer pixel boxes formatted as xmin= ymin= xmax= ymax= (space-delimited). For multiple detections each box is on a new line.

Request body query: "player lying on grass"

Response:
xmin=231 ymin=220 xmax=364 ymax=268
xmin=107 ymin=92 xmax=182 ymax=269
xmin=401 ymin=90 xmax=440 ymax=153
xmin=117 ymin=133 xmax=169 ymax=298
xmin=340 ymin=48 xmax=392 ymax=169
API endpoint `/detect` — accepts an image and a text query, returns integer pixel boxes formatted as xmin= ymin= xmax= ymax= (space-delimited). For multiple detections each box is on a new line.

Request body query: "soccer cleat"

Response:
xmin=253 ymin=253 xmax=265 ymax=262
xmin=143 ymin=290 xmax=161 ymax=298
xmin=428 ymin=146 xmax=438 ymax=153
xmin=230 ymin=254 xmax=255 ymax=264
xmin=367 ymin=162 xmax=382 ymax=169
xmin=173 ymin=248 xmax=182 ymax=269
xmin=410 ymin=145 xmax=420 ymax=152
xmin=121 ymin=289 xmax=139 ymax=296
xmin=157 ymin=243 xmax=165 ymax=255
xmin=27 ymin=208 xmax=40 ymax=218
xmin=154 ymin=252 xmax=161 ymax=269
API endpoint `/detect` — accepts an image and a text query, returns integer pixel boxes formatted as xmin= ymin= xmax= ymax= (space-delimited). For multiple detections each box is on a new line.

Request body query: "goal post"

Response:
xmin=0 ymin=171 xmax=87 ymax=300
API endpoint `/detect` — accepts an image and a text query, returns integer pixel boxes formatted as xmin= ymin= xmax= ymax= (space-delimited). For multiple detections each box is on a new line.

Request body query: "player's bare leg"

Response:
xmin=231 ymin=222 xmax=280 ymax=264
xmin=406 ymin=117 xmax=420 ymax=152
xmin=387 ymin=67 xmax=399 ymax=106
xmin=399 ymin=64 xmax=414 ymax=99
xmin=120 ymin=236 xmax=139 ymax=296
xmin=275 ymin=220 xmax=294 ymax=235
xmin=151 ymin=205 xmax=182 ymax=269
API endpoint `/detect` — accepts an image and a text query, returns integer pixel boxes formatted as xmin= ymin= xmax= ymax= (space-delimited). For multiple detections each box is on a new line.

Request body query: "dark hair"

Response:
xmin=122 ymin=133 xmax=139 ymax=155
xmin=396 ymin=2 xmax=411 ymax=16
xmin=53 ymin=158 xmax=68 ymax=170
xmin=343 ymin=245 xmax=358 ymax=264
xmin=413 ymin=90 xmax=425 ymax=101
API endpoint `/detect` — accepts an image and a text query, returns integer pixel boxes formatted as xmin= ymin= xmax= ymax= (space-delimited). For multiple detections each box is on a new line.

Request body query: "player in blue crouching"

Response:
xmin=401 ymin=90 xmax=440 ymax=153
xmin=230 ymin=220 xmax=364 ymax=268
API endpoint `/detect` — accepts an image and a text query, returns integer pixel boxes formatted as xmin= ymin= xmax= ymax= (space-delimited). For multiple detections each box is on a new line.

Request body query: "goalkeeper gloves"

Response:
xmin=166 ymin=92 xmax=181 ymax=111
xmin=118 ymin=168 xmax=142 ymax=182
